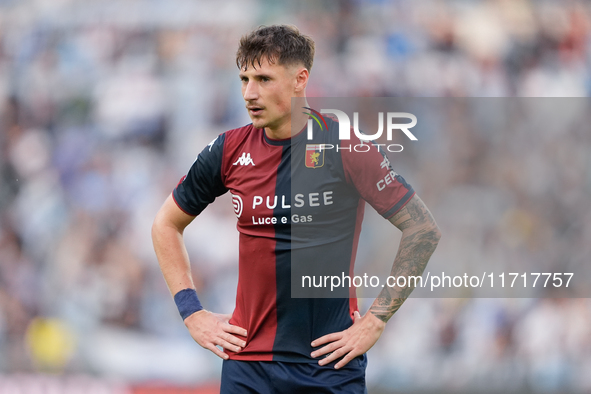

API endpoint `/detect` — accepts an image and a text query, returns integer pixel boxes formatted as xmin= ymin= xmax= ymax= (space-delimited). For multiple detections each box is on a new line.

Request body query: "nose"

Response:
xmin=243 ymin=80 xmax=258 ymax=101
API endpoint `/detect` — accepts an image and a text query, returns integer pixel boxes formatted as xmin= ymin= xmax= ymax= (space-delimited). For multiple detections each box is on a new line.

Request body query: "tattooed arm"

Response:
xmin=311 ymin=194 xmax=441 ymax=368
xmin=370 ymin=194 xmax=441 ymax=321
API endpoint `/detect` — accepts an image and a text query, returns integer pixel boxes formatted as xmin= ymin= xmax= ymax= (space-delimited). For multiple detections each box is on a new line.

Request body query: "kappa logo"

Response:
xmin=233 ymin=152 xmax=255 ymax=166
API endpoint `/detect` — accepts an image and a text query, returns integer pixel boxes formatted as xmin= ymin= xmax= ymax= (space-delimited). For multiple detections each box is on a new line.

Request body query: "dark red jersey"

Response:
xmin=173 ymin=117 xmax=414 ymax=362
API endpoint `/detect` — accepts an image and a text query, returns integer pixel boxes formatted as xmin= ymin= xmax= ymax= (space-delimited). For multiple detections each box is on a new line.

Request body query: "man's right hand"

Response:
xmin=184 ymin=310 xmax=247 ymax=360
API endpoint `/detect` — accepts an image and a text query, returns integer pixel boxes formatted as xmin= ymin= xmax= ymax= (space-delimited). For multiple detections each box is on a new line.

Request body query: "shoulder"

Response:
xmin=203 ymin=124 xmax=261 ymax=156
xmin=322 ymin=115 xmax=360 ymax=146
xmin=219 ymin=123 xmax=264 ymax=156
xmin=223 ymin=123 xmax=261 ymax=142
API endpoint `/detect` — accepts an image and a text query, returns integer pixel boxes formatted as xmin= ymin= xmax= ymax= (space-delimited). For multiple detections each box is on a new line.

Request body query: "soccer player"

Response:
xmin=152 ymin=25 xmax=441 ymax=393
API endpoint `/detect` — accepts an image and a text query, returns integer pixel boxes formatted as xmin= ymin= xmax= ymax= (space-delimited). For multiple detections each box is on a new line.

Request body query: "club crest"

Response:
xmin=305 ymin=144 xmax=324 ymax=168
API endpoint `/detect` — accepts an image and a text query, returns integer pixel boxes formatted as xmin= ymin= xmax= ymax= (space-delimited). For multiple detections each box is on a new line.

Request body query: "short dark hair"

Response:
xmin=236 ymin=25 xmax=315 ymax=72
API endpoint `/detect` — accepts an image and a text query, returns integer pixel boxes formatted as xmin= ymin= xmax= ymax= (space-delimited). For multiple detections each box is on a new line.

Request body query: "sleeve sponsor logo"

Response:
xmin=377 ymin=170 xmax=399 ymax=191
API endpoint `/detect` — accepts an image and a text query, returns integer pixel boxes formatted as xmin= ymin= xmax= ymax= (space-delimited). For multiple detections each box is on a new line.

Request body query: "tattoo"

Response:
xmin=370 ymin=195 xmax=440 ymax=323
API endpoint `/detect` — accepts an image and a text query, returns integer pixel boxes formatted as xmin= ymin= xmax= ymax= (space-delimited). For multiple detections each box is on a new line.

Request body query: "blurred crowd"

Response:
xmin=1 ymin=0 xmax=591 ymax=392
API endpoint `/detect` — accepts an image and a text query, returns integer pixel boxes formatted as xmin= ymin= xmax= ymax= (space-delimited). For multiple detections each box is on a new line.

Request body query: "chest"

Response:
xmin=222 ymin=142 xmax=359 ymax=234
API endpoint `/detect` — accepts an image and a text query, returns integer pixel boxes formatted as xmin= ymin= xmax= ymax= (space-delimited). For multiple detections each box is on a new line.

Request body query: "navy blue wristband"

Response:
xmin=173 ymin=288 xmax=204 ymax=320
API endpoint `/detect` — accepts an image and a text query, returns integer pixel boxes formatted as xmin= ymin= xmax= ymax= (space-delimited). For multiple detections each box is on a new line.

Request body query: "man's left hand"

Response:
xmin=311 ymin=311 xmax=386 ymax=369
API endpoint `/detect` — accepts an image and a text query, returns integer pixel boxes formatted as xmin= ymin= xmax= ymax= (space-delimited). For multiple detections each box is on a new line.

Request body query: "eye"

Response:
xmin=240 ymin=76 xmax=248 ymax=83
xmin=260 ymin=77 xmax=270 ymax=82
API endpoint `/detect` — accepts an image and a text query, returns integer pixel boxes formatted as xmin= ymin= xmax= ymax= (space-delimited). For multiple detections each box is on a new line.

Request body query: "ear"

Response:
xmin=294 ymin=67 xmax=309 ymax=94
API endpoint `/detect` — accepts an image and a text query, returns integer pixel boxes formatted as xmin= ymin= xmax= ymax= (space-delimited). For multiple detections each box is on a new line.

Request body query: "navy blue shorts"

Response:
xmin=220 ymin=355 xmax=367 ymax=394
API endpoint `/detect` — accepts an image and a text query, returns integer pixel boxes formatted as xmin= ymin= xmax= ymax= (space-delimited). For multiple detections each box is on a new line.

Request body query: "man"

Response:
xmin=152 ymin=25 xmax=440 ymax=393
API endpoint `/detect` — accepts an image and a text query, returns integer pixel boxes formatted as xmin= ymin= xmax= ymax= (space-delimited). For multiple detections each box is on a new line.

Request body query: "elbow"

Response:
xmin=151 ymin=203 xmax=188 ymax=243
xmin=433 ymin=222 xmax=442 ymax=239
xmin=430 ymin=222 xmax=442 ymax=245
xmin=151 ymin=209 xmax=167 ymax=244
xmin=151 ymin=214 xmax=161 ymax=244
xmin=402 ymin=221 xmax=441 ymax=246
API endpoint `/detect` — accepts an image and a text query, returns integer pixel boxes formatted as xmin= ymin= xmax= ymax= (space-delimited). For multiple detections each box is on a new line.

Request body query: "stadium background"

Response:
xmin=1 ymin=0 xmax=590 ymax=393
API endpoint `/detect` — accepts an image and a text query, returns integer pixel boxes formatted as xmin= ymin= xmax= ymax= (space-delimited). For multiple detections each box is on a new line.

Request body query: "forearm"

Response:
xmin=310 ymin=213 xmax=440 ymax=368
xmin=152 ymin=201 xmax=246 ymax=357
xmin=370 ymin=195 xmax=441 ymax=323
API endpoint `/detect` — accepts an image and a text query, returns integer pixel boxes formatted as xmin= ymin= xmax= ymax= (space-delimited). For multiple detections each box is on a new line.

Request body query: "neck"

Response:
xmin=265 ymin=97 xmax=309 ymax=140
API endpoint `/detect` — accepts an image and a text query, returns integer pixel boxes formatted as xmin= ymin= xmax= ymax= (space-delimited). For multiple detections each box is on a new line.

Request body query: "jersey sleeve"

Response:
xmin=341 ymin=140 xmax=415 ymax=219
xmin=173 ymin=134 xmax=228 ymax=216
